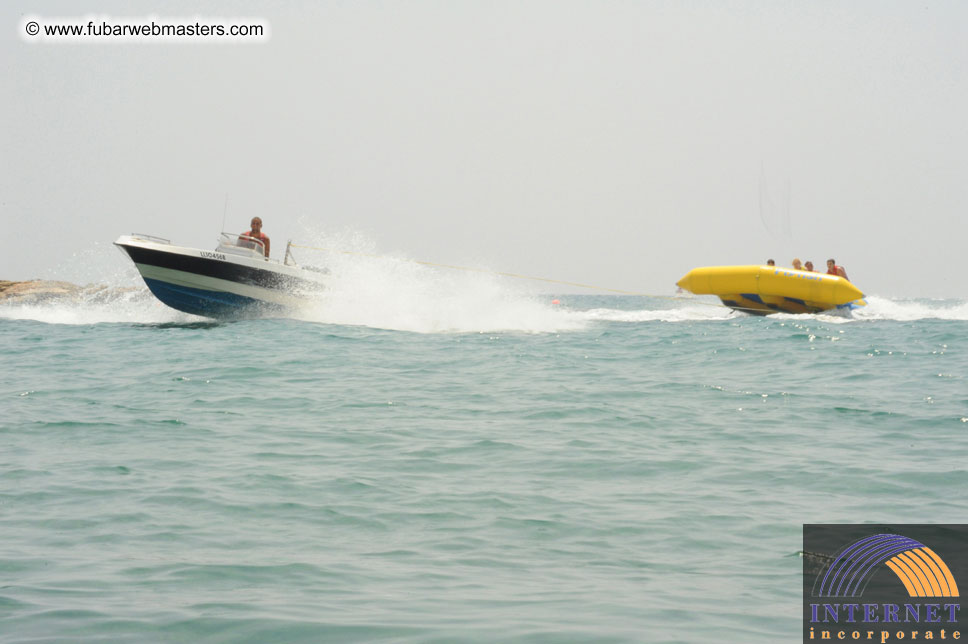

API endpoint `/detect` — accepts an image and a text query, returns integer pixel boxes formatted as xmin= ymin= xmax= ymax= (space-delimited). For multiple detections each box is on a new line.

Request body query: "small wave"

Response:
xmin=1 ymin=246 xmax=201 ymax=325
xmin=0 ymin=286 xmax=197 ymax=325
xmin=763 ymin=296 xmax=968 ymax=323
xmin=851 ymin=296 xmax=968 ymax=321
xmin=566 ymin=294 xmax=968 ymax=325
xmin=580 ymin=303 xmax=733 ymax=322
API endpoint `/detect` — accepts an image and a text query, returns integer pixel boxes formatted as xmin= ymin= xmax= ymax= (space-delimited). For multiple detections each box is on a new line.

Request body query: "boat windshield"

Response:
xmin=217 ymin=233 xmax=267 ymax=259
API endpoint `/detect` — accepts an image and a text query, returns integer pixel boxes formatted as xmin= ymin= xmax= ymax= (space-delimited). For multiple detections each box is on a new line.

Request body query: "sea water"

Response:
xmin=2 ymin=253 xmax=967 ymax=643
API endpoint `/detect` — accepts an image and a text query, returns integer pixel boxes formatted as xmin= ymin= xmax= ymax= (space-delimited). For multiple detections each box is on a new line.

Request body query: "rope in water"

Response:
xmin=286 ymin=242 xmax=745 ymax=312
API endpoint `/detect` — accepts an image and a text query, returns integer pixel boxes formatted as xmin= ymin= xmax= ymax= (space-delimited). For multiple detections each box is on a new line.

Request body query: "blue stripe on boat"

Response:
xmin=143 ymin=278 xmax=278 ymax=318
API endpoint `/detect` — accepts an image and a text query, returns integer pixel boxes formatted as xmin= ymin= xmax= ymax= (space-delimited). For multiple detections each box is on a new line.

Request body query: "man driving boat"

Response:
xmin=239 ymin=217 xmax=270 ymax=258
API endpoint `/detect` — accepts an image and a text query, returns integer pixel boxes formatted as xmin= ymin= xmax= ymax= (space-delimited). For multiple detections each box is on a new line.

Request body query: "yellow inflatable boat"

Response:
xmin=676 ymin=265 xmax=866 ymax=315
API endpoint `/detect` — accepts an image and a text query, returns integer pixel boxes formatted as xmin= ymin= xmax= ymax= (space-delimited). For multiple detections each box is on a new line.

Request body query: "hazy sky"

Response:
xmin=3 ymin=1 xmax=966 ymax=298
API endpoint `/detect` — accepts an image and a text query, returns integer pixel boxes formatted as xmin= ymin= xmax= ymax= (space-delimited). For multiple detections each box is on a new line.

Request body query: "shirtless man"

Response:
xmin=239 ymin=217 xmax=271 ymax=258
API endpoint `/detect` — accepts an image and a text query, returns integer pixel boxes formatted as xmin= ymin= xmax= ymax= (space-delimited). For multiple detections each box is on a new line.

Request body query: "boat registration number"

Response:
xmin=200 ymin=251 xmax=226 ymax=261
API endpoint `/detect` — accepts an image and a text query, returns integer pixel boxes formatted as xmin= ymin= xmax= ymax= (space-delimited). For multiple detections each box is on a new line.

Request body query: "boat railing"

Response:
xmin=213 ymin=234 xmax=327 ymax=272
xmin=131 ymin=233 xmax=171 ymax=245
xmin=283 ymin=241 xmax=300 ymax=267
xmin=217 ymin=232 xmax=269 ymax=260
xmin=281 ymin=241 xmax=329 ymax=272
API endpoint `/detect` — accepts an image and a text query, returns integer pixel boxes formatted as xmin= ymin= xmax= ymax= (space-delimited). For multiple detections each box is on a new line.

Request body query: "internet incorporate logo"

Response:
xmin=803 ymin=525 xmax=964 ymax=643
xmin=815 ymin=534 xmax=959 ymax=599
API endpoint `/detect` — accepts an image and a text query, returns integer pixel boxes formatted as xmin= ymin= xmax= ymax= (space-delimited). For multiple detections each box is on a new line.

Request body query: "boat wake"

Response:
xmin=290 ymin=246 xmax=586 ymax=333
xmin=576 ymin=295 xmax=968 ymax=324
xmin=579 ymin=303 xmax=733 ymax=322
xmin=3 ymin=233 xmax=966 ymax=329
xmin=0 ymin=282 xmax=196 ymax=325
xmin=5 ymin=285 xmax=967 ymax=330
xmin=849 ymin=296 xmax=968 ymax=322
xmin=2 ymin=236 xmax=586 ymax=332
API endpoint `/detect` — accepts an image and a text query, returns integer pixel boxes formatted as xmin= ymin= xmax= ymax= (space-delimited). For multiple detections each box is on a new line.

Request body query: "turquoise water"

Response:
xmin=2 ymin=284 xmax=967 ymax=642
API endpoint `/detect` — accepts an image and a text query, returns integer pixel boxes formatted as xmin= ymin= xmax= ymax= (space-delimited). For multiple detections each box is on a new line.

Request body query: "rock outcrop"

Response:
xmin=0 ymin=280 xmax=139 ymax=304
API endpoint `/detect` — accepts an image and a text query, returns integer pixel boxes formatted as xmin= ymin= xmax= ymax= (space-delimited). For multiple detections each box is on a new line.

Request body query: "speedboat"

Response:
xmin=676 ymin=265 xmax=866 ymax=315
xmin=114 ymin=233 xmax=329 ymax=318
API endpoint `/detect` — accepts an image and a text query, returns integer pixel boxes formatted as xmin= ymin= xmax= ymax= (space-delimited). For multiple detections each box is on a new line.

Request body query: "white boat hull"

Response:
xmin=115 ymin=234 xmax=327 ymax=318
